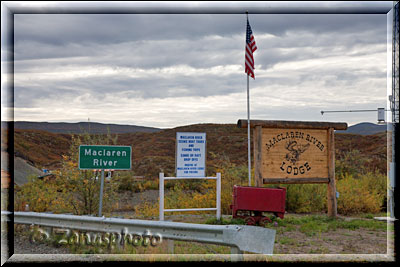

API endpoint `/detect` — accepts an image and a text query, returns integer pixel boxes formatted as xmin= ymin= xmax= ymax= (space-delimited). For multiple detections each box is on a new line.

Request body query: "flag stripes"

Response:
xmin=245 ymin=18 xmax=257 ymax=79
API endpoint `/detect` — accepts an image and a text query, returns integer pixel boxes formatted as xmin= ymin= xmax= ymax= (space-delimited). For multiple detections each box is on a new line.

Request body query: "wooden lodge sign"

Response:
xmin=238 ymin=120 xmax=348 ymax=217
xmin=262 ymin=128 xmax=328 ymax=179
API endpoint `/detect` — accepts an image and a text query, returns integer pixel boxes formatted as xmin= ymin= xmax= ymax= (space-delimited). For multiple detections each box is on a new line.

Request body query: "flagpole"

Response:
xmin=245 ymin=10 xmax=254 ymax=187
xmin=246 ymin=11 xmax=251 ymax=187
xmin=247 ymin=74 xmax=251 ymax=186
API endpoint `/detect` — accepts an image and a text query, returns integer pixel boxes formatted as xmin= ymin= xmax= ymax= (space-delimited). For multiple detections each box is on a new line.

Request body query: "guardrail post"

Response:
xmin=43 ymin=226 xmax=53 ymax=241
xmin=230 ymin=246 xmax=244 ymax=261
xmin=159 ymin=173 xmax=164 ymax=221
xmin=166 ymin=219 xmax=174 ymax=254
xmin=216 ymin=172 xmax=221 ymax=220
xmin=167 ymin=239 xmax=174 ymax=254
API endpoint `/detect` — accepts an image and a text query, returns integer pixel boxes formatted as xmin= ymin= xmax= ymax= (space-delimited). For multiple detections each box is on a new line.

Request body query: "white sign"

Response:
xmin=377 ymin=108 xmax=385 ymax=122
xmin=176 ymin=132 xmax=206 ymax=177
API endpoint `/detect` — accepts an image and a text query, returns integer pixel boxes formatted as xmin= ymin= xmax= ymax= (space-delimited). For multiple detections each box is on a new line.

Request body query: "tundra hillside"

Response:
xmin=6 ymin=123 xmax=388 ymax=216
xmin=9 ymin=123 xmax=387 ymax=177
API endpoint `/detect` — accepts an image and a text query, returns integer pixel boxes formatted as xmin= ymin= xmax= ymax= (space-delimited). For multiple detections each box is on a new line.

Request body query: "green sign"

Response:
xmin=79 ymin=145 xmax=131 ymax=170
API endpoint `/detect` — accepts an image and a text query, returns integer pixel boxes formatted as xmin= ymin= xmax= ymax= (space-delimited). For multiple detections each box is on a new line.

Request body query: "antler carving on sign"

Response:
xmin=285 ymin=140 xmax=310 ymax=165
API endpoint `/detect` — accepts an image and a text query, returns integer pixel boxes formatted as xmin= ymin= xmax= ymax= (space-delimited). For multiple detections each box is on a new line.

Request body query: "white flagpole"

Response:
xmin=246 ymin=11 xmax=251 ymax=187
xmin=247 ymin=74 xmax=251 ymax=187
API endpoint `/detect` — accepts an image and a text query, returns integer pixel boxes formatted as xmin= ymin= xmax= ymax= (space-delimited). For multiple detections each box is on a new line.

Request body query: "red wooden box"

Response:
xmin=231 ymin=185 xmax=286 ymax=225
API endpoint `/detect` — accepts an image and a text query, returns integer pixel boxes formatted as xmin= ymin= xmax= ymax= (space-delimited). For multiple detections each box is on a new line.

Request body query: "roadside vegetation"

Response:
xmin=12 ymin=129 xmax=390 ymax=255
xmin=133 ymin=149 xmax=387 ymax=217
xmin=15 ymin=138 xmax=387 ymax=217
xmin=15 ymin=132 xmax=120 ymax=215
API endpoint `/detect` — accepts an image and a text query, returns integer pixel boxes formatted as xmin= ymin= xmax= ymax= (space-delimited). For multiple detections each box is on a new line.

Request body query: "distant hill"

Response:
xmin=336 ymin=122 xmax=387 ymax=135
xmin=7 ymin=121 xmax=161 ymax=134
xmin=4 ymin=121 xmax=387 ymax=136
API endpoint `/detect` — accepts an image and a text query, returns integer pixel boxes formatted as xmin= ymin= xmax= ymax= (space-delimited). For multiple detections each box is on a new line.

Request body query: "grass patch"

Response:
xmin=274 ymin=214 xmax=388 ymax=236
xmin=204 ymin=214 xmax=388 ymax=236
xmin=309 ymin=246 xmax=329 ymax=254
xmin=361 ymin=213 xmax=375 ymax=219
xmin=283 ymin=224 xmax=297 ymax=232
xmin=299 ymin=221 xmax=330 ymax=237
xmin=359 ymin=212 xmax=388 ymax=219
xmin=277 ymin=236 xmax=296 ymax=245
xmin=173 ymin=241 xmax=230 ymax=254
xmin=333 ymin=219 xmax=387 ymax=231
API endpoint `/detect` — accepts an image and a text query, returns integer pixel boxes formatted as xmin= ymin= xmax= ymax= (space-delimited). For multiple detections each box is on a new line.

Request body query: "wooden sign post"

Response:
xmin=237 ymin=120 xmax=347 ymax=217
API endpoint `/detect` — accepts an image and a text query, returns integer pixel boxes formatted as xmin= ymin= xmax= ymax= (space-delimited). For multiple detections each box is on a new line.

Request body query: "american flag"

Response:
xmin=245 ymin=18 xmax=257 ymax=79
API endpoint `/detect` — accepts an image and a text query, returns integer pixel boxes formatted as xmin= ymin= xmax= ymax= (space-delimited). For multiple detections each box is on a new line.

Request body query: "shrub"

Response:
xmin=114 ymin=172 xmax=137 ymax=191
xmin=335 ymin=150 xmax=370 ymax=179
xmin=284 ymin=184 xmax=327 ymax=213
xmin=215 ymin=156 xmax=249 ymax=214
xmin=15 ymin=175 xmax=68 ymax=212
xmin=336 ymin=172 xmax=387 ymax=215
xmin=282 ymin=171 xmax=386 ymax=215
xmin=14 ymin=132 xmax=120 ymax=215
xmin=134 ymin=199 xmax=159 ymax=218
xmin=133 ymin=155 xmax=387 ymax=218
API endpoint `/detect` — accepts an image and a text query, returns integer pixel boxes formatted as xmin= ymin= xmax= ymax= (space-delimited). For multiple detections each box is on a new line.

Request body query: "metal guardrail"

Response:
xmin=2 ymin=211 xmax=275 ymax=256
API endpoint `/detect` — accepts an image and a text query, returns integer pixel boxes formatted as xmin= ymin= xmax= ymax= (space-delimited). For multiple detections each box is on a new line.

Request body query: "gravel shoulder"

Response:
xmin=14 ymin=232 xmax=71 ymax=254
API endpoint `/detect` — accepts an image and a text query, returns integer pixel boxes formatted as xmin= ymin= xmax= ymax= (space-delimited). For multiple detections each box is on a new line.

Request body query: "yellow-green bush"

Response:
xmin=215 ymin=156 xmax=249 ymax=214
xmin=281 ymin=171 xmax=386 ymax=215
xmin=15 ymin=175 xmax=69 ymax=213
xmin=336 ymin=172 xmax=386 ymax=215
xmin=133 ymin=159 xmax=387 ymax=217
xmin=134 ymin=199 xmax=159 ymax=218
xmin=280 ymin=171 xmax=386 ymax=215
xmin=14 ymin=132 xmax=120 ymax=215
xmin=284 ymin=184 xmax=327 ymax=213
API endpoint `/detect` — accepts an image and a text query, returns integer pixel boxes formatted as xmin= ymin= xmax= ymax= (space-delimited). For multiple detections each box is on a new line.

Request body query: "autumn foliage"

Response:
xmin=12 ymin=124 xmax=388 ymax=216
xmin=15 ymin=132 xmax=119 ymax=215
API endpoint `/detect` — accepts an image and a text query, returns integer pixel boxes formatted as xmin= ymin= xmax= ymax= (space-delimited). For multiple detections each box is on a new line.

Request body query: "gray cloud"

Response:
xmin=14 ymin=13 xmax=386 ymax=58
xmin=14 ymin=13 xmax=386 ymax=43
xmin=10 ymin=11 xmax=388 ymax=127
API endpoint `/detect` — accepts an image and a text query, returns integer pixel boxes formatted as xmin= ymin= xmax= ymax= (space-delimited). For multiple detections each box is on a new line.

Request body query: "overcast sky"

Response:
xmin=2 ymin=2 xmax=391 ymax=128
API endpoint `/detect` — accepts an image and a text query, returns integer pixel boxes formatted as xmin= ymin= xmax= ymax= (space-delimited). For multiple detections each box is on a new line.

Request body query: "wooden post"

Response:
xmin=253 ymin=126 xmax=263 ymax=187
xmin=327 ymin=127 xmax=337 ymax=217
